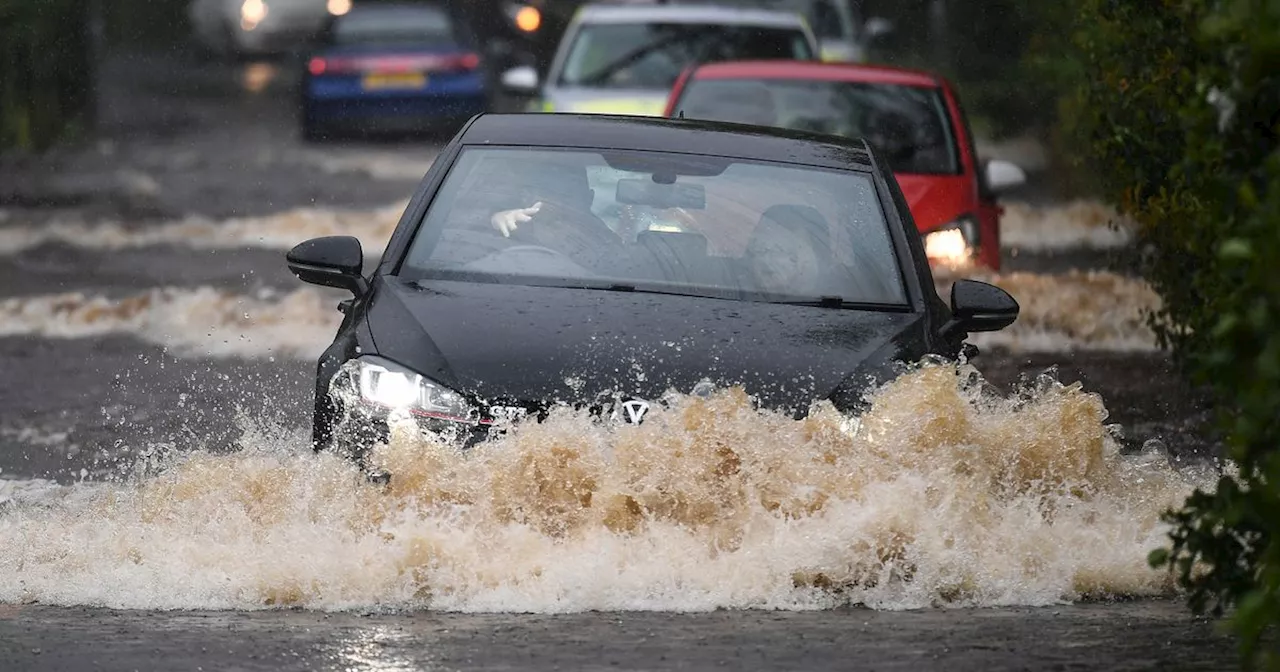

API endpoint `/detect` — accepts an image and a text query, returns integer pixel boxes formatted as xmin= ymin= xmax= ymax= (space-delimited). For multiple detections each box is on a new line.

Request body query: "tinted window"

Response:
xmin=674 ymin=78 xmax=962 ymax=175
xmin=331 ymin=5 xmax=460 ymax=47
xmin=401 ymin=147 xmax=906 ymax=306
xmin=558 ymin=23 xmax=814 ymax=89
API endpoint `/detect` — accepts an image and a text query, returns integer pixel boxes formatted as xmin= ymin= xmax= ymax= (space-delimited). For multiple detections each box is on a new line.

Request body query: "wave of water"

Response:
xmin=0 ymin=202 xmax=408 ymax=257
xmin=1000 ymin=200 xmax=1135 ymax=252
xmin=0 ymin=286 xmax=343 ymax=358
xmin=0 ymin=271 xmax=1159 ymax=358
xmin=0 ymin=361 xmax=1212 ymax=612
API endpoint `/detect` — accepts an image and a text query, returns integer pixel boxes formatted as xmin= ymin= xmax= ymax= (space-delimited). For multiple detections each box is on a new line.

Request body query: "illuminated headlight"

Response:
xmin=327 ymin=0 xmax=351 ymax=16
xmin=241 ymin=0 xmax=268 ymax=30
xmin=924 ymin=215 xmax=979 ymax=267
xmin=504 ymin=3 xmax=542 ymax=32
xmin=342 ymin=356 xmax=478 ymax=424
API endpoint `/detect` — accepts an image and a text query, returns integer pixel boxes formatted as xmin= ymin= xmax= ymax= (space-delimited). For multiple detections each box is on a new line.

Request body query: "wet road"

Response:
xmin=0 ymin=50 xmax=1228 ymax=670
xmin=0 ymin=602 xmax=1238 ymax=671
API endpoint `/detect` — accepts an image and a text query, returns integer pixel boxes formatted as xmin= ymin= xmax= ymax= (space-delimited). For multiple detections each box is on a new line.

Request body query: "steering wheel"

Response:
xmin=499 ymin=245 xmax=570 ymax=258
xmin=461 ymin=243 xmax=597 ymax=278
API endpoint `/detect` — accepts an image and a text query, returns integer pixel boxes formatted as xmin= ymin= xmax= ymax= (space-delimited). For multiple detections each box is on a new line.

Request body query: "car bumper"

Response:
xmin=306 ymin=95 xmax=488 ymax=129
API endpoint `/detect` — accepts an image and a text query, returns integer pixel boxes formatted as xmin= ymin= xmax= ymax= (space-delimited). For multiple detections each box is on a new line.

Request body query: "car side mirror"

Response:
xmin=501 ymin=65 xmax=539 ymax=93
xmin=983 ymin=159 xmax=1026 ymax=194
xmin=942 ymin=279 xmax=1019 ymax=337
xmin=286 ymin=235 xmax=368 ymax=295
xmin=863 ymin=17 xmax=894 ymax=42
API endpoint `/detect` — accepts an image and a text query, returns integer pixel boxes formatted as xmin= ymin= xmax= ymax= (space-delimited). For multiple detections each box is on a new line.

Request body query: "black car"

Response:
xmin=286 ymin=113 xmax=1018 ymax=472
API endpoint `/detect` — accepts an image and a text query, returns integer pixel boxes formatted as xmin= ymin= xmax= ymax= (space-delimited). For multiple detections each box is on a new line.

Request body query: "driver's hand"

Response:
xmin=490 ymin=202 xmax=542 ymax=238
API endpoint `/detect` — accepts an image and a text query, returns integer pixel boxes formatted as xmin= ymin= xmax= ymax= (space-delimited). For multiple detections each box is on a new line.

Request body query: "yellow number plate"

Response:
xmin=361 ymin=72 xmax=427 ymax=90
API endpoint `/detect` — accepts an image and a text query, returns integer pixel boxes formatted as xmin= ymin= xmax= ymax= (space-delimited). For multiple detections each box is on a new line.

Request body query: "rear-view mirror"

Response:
xmin=616 ymin=178 xmax=706 ymax=209
xmin=286 ymin=235 xmax=368 ymax=295
xmin=863 ymin=17 xmax=894 ymax=42
xmin=984 ymin=159 xmax=1027 ymax=194
xmin=501 ymin=65 xmax=539 ymax=93
xmin=948 ymin=279 xmax=1019 ymax=334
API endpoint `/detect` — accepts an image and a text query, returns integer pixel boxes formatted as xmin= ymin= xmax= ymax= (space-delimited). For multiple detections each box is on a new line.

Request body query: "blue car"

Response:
xmin=300 ymin=1 xmax=490 ymax=139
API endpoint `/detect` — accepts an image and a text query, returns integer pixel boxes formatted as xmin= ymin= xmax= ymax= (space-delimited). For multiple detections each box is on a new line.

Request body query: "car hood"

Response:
xmin=366 ymin=279 xmax=929 ymax=415
xmin=893 ymin=174 xmax=974 ymax=232
xmin=542 ymin=88 xmax=671 ymax=116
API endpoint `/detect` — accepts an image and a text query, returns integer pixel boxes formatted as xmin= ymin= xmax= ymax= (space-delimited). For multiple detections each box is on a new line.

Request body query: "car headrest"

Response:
xmin=751 ymin=204 xmax=832 ymax=260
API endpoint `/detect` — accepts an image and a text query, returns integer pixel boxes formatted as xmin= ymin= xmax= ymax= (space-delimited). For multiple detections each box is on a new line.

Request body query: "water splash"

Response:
xmin=0 ymin=361 xmax=1211 ymax=612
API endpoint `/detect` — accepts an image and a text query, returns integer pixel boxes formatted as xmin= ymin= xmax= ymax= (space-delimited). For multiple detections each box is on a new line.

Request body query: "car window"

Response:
xmin=401 ymin=147 xmax=906 ymax=307
xmin=673 ymin=78 xmax=962 ymax=175
xmin=330 ymin=5 xmax=461 ymax=47
xmin=557 ymin=22 xmax=814 ymax=89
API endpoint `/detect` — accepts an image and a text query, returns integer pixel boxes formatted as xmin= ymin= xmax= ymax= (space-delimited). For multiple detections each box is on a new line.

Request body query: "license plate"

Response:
xmin=361 ymin=72 xmax=426 ymax=91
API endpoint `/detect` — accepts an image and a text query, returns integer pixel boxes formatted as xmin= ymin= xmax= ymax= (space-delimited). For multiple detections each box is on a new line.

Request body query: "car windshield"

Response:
xmin=673 ymin=78 xmax=961 ymax=175
xmin=330 ymin=5 xmax=459 ymax=47
xmin=400 ymin=147 xmax=907 ymax=307
xmin=557 ymin=22 xmax=813 ymax=89
xmin=766 ymin=0 xmax=849 ymax=39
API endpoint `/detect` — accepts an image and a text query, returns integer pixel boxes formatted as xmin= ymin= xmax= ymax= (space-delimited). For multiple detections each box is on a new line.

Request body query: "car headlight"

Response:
xmin=505 ymin=3 xmax=542 ymax=32
xmin=339 ymin=356 xmax=478 ymax=424
xmin=924 ymin=215 xmax=979 ymax=266
xmin=241 ymin=0 xmax=267 ymax=30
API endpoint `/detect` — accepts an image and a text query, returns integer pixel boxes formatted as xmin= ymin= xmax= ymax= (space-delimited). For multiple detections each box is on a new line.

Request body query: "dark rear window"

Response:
xmin=673 ymin=77 xmax=961 ymax=175
xmin=330 ymin=5 xmax=463 ymax=47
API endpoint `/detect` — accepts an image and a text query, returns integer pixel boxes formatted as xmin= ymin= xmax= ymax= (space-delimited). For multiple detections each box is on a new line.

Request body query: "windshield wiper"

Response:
xmin=770 ymin=296 xmax=904 ymax=311
xmin=575 ymin=282 xmax=727 ymax=300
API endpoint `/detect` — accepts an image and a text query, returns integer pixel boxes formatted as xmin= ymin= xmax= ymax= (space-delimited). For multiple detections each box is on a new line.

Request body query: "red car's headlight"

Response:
xmin=924 ymin=215 xmax=979 ymax=266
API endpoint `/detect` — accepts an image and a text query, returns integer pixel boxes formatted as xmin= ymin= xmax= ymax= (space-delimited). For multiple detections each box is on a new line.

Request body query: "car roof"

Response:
xmin=457 ymin=113 xmax=875 ymax=171
xmin=575 ymin=3 xmax=809 ymax=27
xmin=687 ymin=59 xmax=946 ymax=88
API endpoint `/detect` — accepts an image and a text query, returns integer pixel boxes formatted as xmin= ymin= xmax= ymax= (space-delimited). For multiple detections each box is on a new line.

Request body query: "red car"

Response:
xmin=662 ymin=60 xmax=1026 ymax=271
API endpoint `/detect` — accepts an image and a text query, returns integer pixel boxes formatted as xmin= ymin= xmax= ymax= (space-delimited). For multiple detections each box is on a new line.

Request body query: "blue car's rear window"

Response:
xmin=331 ymin=5 xmax=462 ymax=47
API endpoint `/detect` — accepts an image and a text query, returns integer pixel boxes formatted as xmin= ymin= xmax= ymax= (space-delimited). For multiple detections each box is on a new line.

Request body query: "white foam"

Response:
xmin=0 ymin=363 xmax=1213 ymax=612
xmin=938 ymin=270 xmax=1161 ymax=352
xmin=0 ymin=286 xmax=343 ymax=359
xmin=1000 ymin=200 xmax=1136 ymax=252
xmin=0 ymin=201 xmax=408 ymax=256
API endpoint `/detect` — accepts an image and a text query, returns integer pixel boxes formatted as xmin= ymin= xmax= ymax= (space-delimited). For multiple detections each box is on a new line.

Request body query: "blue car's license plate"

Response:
xmin=362 ymin=72 xmax=427 ymax=91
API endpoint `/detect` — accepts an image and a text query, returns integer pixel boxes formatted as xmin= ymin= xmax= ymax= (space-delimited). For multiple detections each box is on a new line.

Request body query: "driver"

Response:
xmin=483 ymin=154 xmax=624 ymax=269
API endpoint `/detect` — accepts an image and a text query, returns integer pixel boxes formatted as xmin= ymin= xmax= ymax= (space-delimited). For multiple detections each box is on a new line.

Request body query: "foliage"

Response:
xmin=0 ymin=0 xmax=93 ymax=151
xmin=1071 ymin=0 xmax=1280 ymax=666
